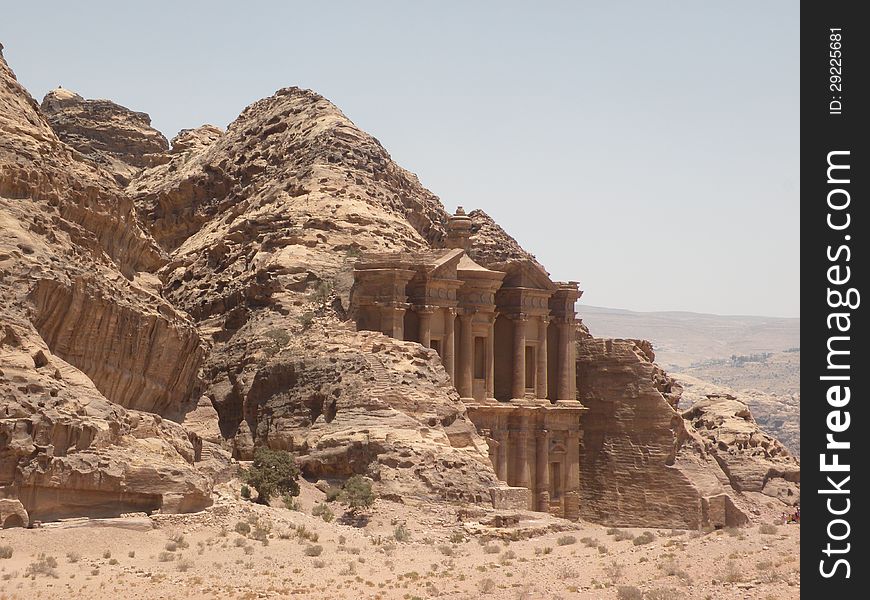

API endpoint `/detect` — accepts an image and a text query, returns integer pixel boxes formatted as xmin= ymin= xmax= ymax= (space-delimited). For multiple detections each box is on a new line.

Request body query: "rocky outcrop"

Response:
xmin=682 ymin=394 xmax=800 ymax=505
xmin=40 ymin=87 xmax=170 ymax=185
xmin=0 ymin=61 xmax=162 ymax=277
xmin=0 ymin=49 xmax=216 ymax=525
xmin=576 ymin=335 xmax=798 ymax=528
xmin=169 ymin=124 xmax=223 ymax=155
xmin=123 ymin=84 xmax=500 ymax=505
xmin=129 ymin=86 xmax=448 ymax=254
xmin=467 ymin=209 xmax=548 ymax=271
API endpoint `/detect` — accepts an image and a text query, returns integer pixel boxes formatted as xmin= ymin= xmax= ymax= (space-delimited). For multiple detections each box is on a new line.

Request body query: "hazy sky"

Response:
xmin=1 ymin=1 xmax=799 ymax=317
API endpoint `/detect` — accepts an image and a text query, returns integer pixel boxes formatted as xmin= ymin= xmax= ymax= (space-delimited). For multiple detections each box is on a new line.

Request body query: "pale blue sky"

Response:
xmin=1 ymin=1 xmax=799 ymax=317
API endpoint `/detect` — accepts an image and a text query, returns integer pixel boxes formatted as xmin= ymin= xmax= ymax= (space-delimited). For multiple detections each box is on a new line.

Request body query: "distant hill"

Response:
xmin=578 ymin=305 xmax=800 ymax=371
xmin=579 ymin=305 xmax=800 ymax=456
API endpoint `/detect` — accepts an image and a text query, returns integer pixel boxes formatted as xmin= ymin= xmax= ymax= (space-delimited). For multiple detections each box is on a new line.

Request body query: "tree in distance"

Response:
xmin=244 ymin=447 xmax=300 ymax=504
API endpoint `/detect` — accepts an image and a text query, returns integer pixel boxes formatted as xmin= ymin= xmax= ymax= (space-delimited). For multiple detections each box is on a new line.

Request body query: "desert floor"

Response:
xmin=0 ymin=481 xmax=799 ymax=600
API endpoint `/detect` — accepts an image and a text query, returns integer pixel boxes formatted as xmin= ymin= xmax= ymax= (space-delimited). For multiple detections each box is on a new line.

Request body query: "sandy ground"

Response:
xmin=0 ymin=481 xmax=799 ymax=600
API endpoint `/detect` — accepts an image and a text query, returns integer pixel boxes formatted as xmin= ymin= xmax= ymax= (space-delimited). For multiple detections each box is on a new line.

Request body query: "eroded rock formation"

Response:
xmin=576 ymin=335 xmax=799 ymax=528
xmin=1 ymin=48 xmax=216 ymax=523
xmin=40 ymin=87 xmax=170 ymax=185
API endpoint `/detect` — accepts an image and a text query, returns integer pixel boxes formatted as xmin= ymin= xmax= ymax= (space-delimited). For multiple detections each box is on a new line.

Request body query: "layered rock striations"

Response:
xmin=576 ymin=335 xmax=799 ymax=528
xmin=1 ymin=49 xmax=215 ymax=523
xmin=40 ymin=87 xmax=170 ymax=185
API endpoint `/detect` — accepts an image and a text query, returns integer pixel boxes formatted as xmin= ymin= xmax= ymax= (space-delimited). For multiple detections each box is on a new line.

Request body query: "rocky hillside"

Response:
xmin=40 ymin=87 xmax=170 ymax=185
xmin=0 ymin=43 xmax=798 ymax=529
xmin=0 ymin=47 xmax=216 ymax=523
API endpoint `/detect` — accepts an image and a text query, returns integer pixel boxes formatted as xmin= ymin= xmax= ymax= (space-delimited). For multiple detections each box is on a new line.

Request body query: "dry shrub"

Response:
xmin=759 ymin=523 xmax=778 ymax=535
xmin=633 ymin=531 xmax=656 ymax=546
xmin=557 ymin=535 xmax=577 ymax=546
xmin=616 ymin=586 xmax=642 ymax=600
xmin=479 ymin=578 xmax=496 ymax=594
xmin=722 ymin=560 xmax=744 ymax=583
xmin=604 ymin=560 xmax=624 ymax=583
xmin=25 ymin=554 xmax=59 ymax=578
xmin=177 ymin=558 xmax=194 ymax=572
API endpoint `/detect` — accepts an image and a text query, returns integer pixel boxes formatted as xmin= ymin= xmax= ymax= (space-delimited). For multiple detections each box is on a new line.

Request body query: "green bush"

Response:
xmin=311 ymin=503 xmax=334 ymax=523
xmin=324 ymin=485 xmax=342 ymax=502
xmin=394 ymin=524 xmax=411 ymax=542
xmin=339 ymin=475 xmax=376 ymax=513
xmin=235 ymin=521 xmax=251 ymax=535
xmin=243 ymin=447 xmax=300 ymax=503
xmin=240 ymin=484 xmax=251 ymax=499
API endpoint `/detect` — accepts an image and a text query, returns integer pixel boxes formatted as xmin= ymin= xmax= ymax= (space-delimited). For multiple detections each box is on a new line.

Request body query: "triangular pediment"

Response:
xmin=497 ymin=259 xmax=556 ymax=291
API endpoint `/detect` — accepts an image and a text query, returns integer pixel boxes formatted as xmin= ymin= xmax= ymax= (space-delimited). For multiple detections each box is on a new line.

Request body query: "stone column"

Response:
xmin=417 ymin=306 xmax=433 ymax=348
xmin=564 ymin=430 xmax=581 ymax=520
xmin=381 ymin=305 xmax=406 ymax=340
xmin=458 ymin=312 xmax=474 ymax=398
xmin=557 ymin=320 xmax=574 ymax=401
xmin=485 ymin=315 xmax=495 ymax=399
xmin=511 ymin=314 xmax=527 ymax=399
xmin=515 ymin=430 xmax=531 ymax=492
xmin=495 ymin=430 xmax=509 ymax=482
xmin=536 ymin=316 xmax=549 ymax=400
xmin=536 ymin=430 xmax=550 ymax=513
xmin=443 ymin=308 xmax=455 ymax=383
xmin=392 ymin=306 xmax=405 ymax=340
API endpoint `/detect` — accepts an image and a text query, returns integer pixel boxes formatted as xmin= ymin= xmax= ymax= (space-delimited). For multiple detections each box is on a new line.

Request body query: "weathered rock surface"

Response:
xmin=682 ymin=393 xmax=799 ymax=505
xmin=1 ymin=49 xmax=216 ymax=524
xmin=125 ymin=85 xmax=500 ymax=504
xmin=40 ymin=87 xmax=170 ymax=185
xmin=466 ymin=209 xmax=548 ymax=271
xmin=576 ymin=334 xmax=798 ymax=528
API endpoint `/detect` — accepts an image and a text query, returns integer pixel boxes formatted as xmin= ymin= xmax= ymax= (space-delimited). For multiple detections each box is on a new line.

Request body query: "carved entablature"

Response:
xmin=491 ymin=259 xmax=558 ymax=317
xmin=408 ymin=278 xmax=463 ymax=307
xmin=351 ymin=268 xmax=415 ymax=306
xmin=496 ymin=287 xmax=554 ymax=317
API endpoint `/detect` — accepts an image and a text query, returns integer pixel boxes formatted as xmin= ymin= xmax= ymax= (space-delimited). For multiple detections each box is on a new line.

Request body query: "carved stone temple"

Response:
xmin=349 ymin=208 xmax=586 ymax=519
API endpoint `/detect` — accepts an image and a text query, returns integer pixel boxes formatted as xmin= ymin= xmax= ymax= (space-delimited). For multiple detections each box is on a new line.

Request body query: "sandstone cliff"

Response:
xmin=1 ymin=49 xmax=216 ymax=524
xmin=576 ymin=334 xmax=799 ymax=528
xmin=40 ymin=87 xmax=170 ymax=185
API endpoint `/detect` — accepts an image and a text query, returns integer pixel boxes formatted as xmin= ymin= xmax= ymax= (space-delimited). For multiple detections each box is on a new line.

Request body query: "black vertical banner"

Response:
xmin=803 ymin=2 xmax=868 ymax=597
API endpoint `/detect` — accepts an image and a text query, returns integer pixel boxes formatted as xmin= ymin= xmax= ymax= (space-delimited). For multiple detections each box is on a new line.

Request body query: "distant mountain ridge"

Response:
xmin=577 ymin=304 xmax=799 ymax=371
xmin=579 ymin=304 xmax=800 ymax=456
